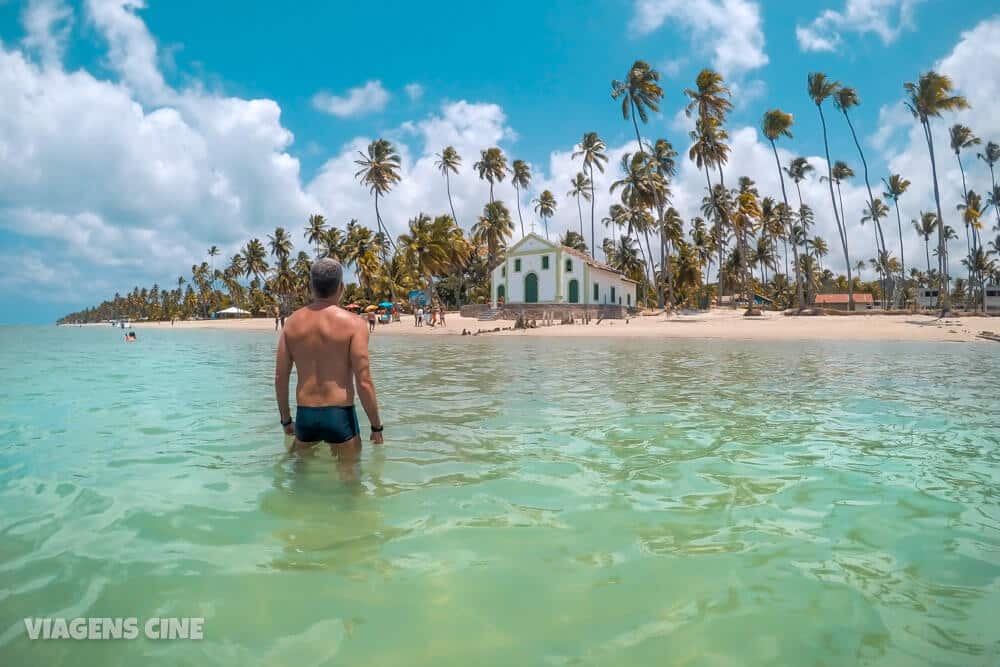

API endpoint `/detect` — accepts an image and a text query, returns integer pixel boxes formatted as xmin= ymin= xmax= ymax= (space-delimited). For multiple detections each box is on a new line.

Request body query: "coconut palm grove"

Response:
xmin=58 ymin=62 xmax=1000 ymax=324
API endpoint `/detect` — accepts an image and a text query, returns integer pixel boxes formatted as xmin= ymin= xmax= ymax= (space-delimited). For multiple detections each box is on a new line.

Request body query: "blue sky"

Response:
xmin=0 ymin=0 xmax=998 ymax=323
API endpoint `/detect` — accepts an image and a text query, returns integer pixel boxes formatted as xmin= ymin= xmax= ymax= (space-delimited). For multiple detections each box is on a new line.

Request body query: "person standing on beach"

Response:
xmin=275 ymin=258 xmax=384 ymax=455
xmin=367 ymin=309 xmax=376 ymax=333
xmin=416 ymin=306 xmax=424 ymax=327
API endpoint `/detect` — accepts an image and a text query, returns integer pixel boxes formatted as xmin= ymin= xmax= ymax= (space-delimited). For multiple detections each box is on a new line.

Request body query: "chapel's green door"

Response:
xmin=497 ymin=284 xmax=505 ymax=302
xmin=568 ymin=279 xmax=579 ymax=303
xmin=525 ymin=273 xmax=539 ymax=303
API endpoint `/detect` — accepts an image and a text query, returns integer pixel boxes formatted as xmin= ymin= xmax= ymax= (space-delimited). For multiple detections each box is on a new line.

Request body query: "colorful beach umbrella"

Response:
xmin=345 ymin=304 xmax=360 ymax=310
xmin=365 ymin=305 xmax=379 ymax=312
xmin=378 ymin=302 xmax=394 ymax=308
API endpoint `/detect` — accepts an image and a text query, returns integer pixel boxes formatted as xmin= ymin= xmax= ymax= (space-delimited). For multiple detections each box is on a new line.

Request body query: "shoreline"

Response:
xmin=111 ymin=309 xmax=997 ymax=343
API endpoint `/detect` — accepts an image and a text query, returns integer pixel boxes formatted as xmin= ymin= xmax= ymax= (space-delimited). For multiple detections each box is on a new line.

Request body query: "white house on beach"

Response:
xmin=491 ymin=234 xmax=638 ymax=316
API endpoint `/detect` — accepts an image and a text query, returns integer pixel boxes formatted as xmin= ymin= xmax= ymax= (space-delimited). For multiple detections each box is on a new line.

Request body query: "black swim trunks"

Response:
xmin=294 ymin=405 xmax=360 ymax=444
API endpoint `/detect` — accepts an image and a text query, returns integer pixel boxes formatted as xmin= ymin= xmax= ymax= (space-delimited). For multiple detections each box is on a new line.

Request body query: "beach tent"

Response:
xmin=215 ymin=306 xmax=250 ymax=319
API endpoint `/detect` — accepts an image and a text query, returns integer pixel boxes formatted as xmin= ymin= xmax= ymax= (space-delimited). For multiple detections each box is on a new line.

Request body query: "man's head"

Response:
xmin=310 ymin=258 xmax=344 ymax=300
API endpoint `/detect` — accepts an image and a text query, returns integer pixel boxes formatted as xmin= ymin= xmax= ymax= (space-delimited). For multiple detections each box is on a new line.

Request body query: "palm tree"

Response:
xmin=533 ymin=190 xmax=557 ymax=239
xmin=958 ymin=190 xmax=986 ymax=309
xmin=732 ymin=178 xmax=762 ymax=311
xmin=399 ymin=213 xmax=454 ymax=303
xmin=610 ymin=60 xmax=663 ymax=154
xmin=268 ymin=227 xmax=293 ymax=262
xmin=807 ymin=72 xmax=854 ymax=310
xmin=207 ymin=245 xmax=220 ymax=291
xmin=950 ymin=124 xmax=982 ymax=269
xmin=882 ymin=174 xmax=911 ymax=298
xmin=862 ymin=199 xmax=891 ymax=295
xmin=977 ymin=141 xmax=1000 ymax=229
xmin=560 ymin=230 xmax=588 ymax=252
xmin=834 ymin=86 xmax=889 ymax=276
xmin=322 ymin=226 xmax=344 ymax=260
xmin=961 ymin=248 xmax=992 ymax=310
xmin=510 ymin=159 xmax=531 ymax=237
xmin=912 ymin=212 xmax=938 ymax=275
xmin=305 ymin=214 xmax=327 ymax=258
xmin=761 ymin=109 xmax=805 ymax=308
xmin=242 ymin=238 xmax=269 ymax=283
xmin=472 ymin=201 xmax=514 ymax=269
xmin=611 ymin=153 xmax=658 ymax=287
xmin=684 ymin=69 xmax=733 ymax=125
xmin=355 ymin=138 xmax=403 ymax=303
xmin=904 ymin=71 xmax=970 ymax=312
xmin=474 ymin=147 xmax=508 ymax=204
xmin=435 ymin=146 xmax=462 ymax=226
xmin=820 ymin=160 xmax=857 ymax=305
xmin=660 ymin=206 xmax=684 ymax=306
xmin=567 ymin=172 xmax=592 ymax=240
xmin=950 ymin=125 xmax=981 ymax=211
xmin=648 ymin=138 xmax=678 ymax=307
xmin=572 ymin=132 xmax=608 ymax=258
xmin=354 ymin=139 xmax=402 ymax=248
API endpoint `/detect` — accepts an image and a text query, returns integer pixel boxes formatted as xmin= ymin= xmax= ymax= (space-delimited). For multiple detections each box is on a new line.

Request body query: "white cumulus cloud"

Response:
xmin=796 ymin=0 xmax=924 ymax=53
xmin=312 ymin=80 xmax=391 ymax=118
xmin=630 ymin=0 xmax=768 ymax=77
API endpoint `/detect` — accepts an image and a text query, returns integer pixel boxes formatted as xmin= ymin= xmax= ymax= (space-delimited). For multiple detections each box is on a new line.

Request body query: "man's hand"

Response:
xmin=283 ymin=421 xmax=295 ymax=436
xmin=371 ymin=428 xmax=384 ymax=445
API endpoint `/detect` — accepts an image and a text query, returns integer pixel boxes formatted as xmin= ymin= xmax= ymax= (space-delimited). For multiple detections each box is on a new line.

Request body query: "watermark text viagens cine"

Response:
xmin=24 ymin=617 xmax=204 ymax=640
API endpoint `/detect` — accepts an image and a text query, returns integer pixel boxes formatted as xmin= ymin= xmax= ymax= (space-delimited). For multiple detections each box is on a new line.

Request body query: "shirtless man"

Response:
xmin=274 ymin=258 xmax=384 ymax=454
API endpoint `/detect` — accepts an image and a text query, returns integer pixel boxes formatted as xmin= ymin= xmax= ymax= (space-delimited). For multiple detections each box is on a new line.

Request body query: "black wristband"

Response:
xmin=370 ymin=424 xmax=384 ymax=433
xmin=280 ymin=417 xmax=292 ymax=427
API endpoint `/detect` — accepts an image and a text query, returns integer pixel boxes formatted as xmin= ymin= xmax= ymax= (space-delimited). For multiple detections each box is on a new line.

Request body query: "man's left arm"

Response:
xmin=274 ymin=330 xmax=295 ymax=435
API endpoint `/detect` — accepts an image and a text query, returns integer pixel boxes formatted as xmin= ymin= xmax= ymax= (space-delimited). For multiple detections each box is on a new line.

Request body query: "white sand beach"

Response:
xmin=131 ymin=309 xmax=997 ymax=343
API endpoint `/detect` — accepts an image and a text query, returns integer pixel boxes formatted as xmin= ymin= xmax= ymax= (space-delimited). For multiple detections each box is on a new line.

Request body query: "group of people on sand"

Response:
xmin=413 ymin=305 xmax=445 ymax=328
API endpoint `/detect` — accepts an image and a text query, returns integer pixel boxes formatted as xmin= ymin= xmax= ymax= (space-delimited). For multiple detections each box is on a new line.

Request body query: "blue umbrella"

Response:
xmin=378 ymin=302 xmax=394 ymax=308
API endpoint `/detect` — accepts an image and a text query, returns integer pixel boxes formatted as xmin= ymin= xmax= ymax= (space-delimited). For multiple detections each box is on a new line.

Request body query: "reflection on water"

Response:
xmin=0 ymin=326 xmax=998 ymax=666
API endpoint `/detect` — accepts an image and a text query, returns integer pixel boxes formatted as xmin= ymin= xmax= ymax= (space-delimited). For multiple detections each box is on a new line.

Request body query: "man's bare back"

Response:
xmin=282 ymin=303 xmax=361 ymax=407
xmin=274 ymin=259 xmax=383 ymax=449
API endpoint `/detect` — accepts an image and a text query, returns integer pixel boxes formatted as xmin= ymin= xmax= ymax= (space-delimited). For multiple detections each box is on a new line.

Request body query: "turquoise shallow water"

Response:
xmin=0 ymin=325 xmax=998 ymax=666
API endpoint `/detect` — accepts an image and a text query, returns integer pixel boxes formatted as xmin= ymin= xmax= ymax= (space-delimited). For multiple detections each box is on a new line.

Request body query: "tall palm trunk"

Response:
xmin=893 ymin=202 xmax=906 ymax=289
xmin=642 ymin=228 xmax=655 ymax=296
xmin=704 ymin=165 xmax=725 ymax=307
xmin=629 ymin=100 xmax=645 ymax=155
xmin=374 ymin=193 xmax=398 ymax=306
xmin=990 ymin=163 xmax=1000 ymax=229
xmin=663 ymin=224 xmax=674 ymax=308
xmin=843 ymin=109 xmax=889 ymax=263
xmin=922 ymin=120 xmax=951 ymax=312
xmin=955 ymin=152 xmax=979 ymax=309
xmin=834 ymin=180 xmax=855 ymax=309
xmin=576 ymin=194 xmax=584 ymax=239
xmin=817 ymin=104 xmax=853 ymax=310
xmin=514 ymin=184 xmax=525 ymax=237
xmin=924 ymin=236 xmax=931 ymax=275
xmin=770 ymin=139 xmax=804 ymax=308
xmin=588 ymin=164 xmax=597 ymax=260
xmin=445 ymin=171 xmax=459 ymax=228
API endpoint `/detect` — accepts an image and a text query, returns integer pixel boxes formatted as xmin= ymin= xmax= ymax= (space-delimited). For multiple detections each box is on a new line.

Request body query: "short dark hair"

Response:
xmin=310 ymin=258 xmax=343 ymax=298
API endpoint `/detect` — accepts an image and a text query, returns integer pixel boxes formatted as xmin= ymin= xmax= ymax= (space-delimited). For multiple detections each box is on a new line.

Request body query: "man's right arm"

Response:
xmin=350 ymin=319 xmax=383 ymax=443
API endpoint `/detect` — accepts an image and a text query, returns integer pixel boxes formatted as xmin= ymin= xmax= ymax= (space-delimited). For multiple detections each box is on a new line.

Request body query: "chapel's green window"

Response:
xmin=515 ymin=259 xmax=521 ymax=272
xmin=565 ymin=259 xmax=572 ymax=272
xmin=541 ymin=255 xmax=549 ymax=270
